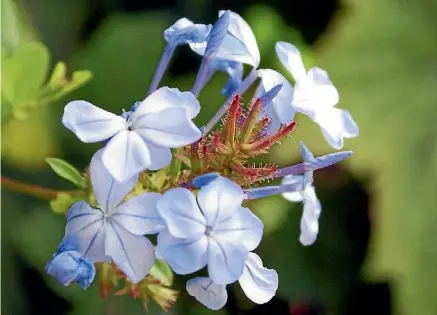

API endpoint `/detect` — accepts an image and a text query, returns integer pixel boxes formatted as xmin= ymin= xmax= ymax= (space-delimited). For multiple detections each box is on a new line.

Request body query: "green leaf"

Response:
xmin=62 ymin=70 xmax=92 ymax=94
xmin=48 ymin=61 xmax=67 ymax=89
xmin=1 ymin=41 xmax=50 ymax=107
xmin=45 ymin=157 xmax=87 ymax=189
xmin=149 ymin=259 xmax=174 ymax=287
xmin=50 ymin=192 xmax=85 ymax=214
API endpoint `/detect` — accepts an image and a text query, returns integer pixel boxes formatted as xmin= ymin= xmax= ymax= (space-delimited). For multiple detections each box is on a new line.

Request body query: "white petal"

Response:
xmin=256 ymin=69 xmax=295 ymax=127
xmin=306 ymin=67 xmax=339 ymax=107
xmin=189 ymin=11 xmax=260 ymax=67
xmin=157 ymin=188 xmax=206 ymax=239
xmin=275 ymin=42 xmax=307 ymax=82
xmin=300 ymin=186 xmax=321 ymax=246
xmin=101 ymin=130 xmax=151 ymax=182
xmin=145 ymin=142 xmax=172 ymax=171
xmin=90 ymin=149 xmax=137 ymax=212
xmin=65 ymin=201 xmax=109 ymax=262
xmin=157 ymin=230 xmax=208 ymax=275
xmin=186 ymin=277 xmax=228 ymax=310
xmin=105 ymin=221 xmax=155 ymax=283
xmin=312 ymin=108 xmax=358 ymax=149
xmin=207 ymin=237 xmax=248 ymax=284
xmin=62 ymin=100 xmax=126 ymax=143
xmin=112 ymin=192 xmax=164 ymax=235
xmin=239 ymin=253 xmax=278 ymax=304
xmin=214 ymin=207 xmax=263 ymax=252
xmin=133 ymin=87 xmax=200 ymax=119
xmin=197 ymin=177 xmax=244 ymax=228
xmin=281 ymin=175 xmax=304 ymax=202
xmin=221 ymin=10 xmax=260 ymax=66
xmin=133 ymin=107 xmax=201 ymax=148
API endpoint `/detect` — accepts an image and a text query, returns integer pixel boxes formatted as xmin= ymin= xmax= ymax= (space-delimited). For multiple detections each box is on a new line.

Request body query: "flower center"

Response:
xmin=104 ymin=212 xmax=112 ymax=222
xmin=205 ymin=226 xmax=213 ymax=236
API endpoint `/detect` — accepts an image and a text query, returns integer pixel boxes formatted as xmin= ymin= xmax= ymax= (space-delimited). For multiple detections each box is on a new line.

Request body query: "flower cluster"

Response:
xmin=46 ymin=10 xmax=358 ymax=311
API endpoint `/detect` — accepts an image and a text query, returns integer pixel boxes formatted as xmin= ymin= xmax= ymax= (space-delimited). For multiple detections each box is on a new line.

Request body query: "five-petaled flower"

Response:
xmin=63 ymin=87 xmax=202 ymax=182
xmin=156 ymin=176 xmax=264 ymax=285
xmin=275 ymin=41 xmax=359 ymax=149
xmin=64 ymin=149 xmax=164 ymax=283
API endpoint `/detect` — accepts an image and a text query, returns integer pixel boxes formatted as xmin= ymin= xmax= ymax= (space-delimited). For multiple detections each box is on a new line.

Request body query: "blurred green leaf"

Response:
xmin=48 ymin=61 xmax=67 ymax=89
xmin=149 ymin=259 xmax=174 ymax=287
xmin=1 ymin=41 xmax=50 ymax=107
xmin=315 ymin=0 xmax=437 ymax=314
xmin=1 ymin=0 xmax=36 ymax=50
xmin=58 ymin=70 xmax=92 ymax=96
xmin=45 ymin=157 xmax=87 ymax=189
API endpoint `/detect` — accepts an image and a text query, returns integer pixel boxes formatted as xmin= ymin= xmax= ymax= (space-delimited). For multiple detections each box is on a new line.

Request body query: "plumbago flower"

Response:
xmin=37 ymin=8 xmax=359 ymax=312
xmin=63 ymin=87 xmax=202 ymax=182
xmin=62 ymin=149 xmax=163 ymax=283
xmin=156 ymin=176 xmax=263 ymax=284
xmin=272 ymin=41 xmax=359 ymax=149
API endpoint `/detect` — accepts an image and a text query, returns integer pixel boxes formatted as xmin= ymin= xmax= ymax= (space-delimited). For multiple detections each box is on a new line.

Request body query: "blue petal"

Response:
xmin=55 ymin=235 xmax=82 ymax=254
xmin=259 ymin=84 xmax=283 ymax=108
xmin=209 ymin=59 xmax=243 ymax=97
xmin=192 ymin=172 xmax=221 ymax=188
xmin=164 ymin=18 xmax=212 ymax=47
xmin=299 ymin=142 xmax=315 ymax=187
xmin=46 ymin=251 xmax=96 ymax=289
xmin=204 ymin=11 xmax=230 ymax=58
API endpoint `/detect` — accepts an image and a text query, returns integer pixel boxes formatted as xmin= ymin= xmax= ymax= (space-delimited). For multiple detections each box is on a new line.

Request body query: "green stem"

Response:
xmin=1 ymin=176 xmax=81 ymax=200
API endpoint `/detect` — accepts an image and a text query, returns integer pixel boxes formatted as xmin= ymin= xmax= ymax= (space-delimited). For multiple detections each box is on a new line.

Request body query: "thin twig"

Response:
xmin=1 ymin=176 xmax=81 ymax=200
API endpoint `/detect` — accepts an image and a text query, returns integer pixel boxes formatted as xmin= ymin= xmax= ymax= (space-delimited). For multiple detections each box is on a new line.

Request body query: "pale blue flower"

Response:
xmin=63 ymin=87 xmax=202 ymax=182
xmin=45 ymin=235 xmax=95 ymax=289
xmin=190 ymin=10 xmax=260 ymax=67
xmin=281 ymin=142 xmax=322 ymax=245
xmin=164 ymin=18 xmax=212 ymax=47
xmin=64 ymin=149 xmax=164 ymax=283
xmin=186 ymin=252 xmax=278 ymax=310
xmin=275 ymin=41 xmax=359 ymax=149
xmin=156 ymin=176 xmax=263 ymax=284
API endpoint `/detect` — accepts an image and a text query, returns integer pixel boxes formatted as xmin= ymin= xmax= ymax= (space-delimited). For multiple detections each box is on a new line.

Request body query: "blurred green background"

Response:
xmin=2 ymin=0 xmax=437 ymax=314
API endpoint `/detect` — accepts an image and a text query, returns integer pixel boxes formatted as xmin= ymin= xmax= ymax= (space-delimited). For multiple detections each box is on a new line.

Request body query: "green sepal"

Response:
xmin=45 ymin=157 xmax=87 ymax=189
